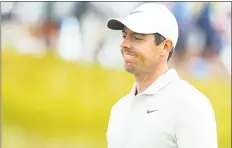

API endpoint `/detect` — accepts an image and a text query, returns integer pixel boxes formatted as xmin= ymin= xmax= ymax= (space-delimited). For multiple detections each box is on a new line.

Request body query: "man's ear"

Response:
xmin=164 ymin=40 xmax=173 ymax=53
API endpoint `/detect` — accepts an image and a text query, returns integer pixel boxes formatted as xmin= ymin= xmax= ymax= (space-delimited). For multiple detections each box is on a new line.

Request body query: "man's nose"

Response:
xmin=120 ymin=37 xmax=132 ymax=49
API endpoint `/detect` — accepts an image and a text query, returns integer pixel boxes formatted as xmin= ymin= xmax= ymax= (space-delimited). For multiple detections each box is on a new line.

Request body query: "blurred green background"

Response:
xmin=2 ymin=51 xmax=231 ymax=148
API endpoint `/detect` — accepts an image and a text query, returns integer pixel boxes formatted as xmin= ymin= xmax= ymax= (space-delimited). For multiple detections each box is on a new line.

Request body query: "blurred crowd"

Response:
xmin=1 ymin=2 xmax=231 ymax=78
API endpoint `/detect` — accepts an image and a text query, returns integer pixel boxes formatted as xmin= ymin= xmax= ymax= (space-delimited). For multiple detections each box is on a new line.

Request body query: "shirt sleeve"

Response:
xmin=175 ymin=94 xmax=218 ymax=148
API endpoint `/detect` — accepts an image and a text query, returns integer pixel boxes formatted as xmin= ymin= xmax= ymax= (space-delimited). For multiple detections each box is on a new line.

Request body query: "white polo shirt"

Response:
xmin=106 ymin=69 xmax=218 ymax=148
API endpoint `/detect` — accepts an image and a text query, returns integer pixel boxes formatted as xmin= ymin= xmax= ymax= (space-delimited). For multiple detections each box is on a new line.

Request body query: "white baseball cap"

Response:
xmin=107 ymin=3 xmax=179 ymax=48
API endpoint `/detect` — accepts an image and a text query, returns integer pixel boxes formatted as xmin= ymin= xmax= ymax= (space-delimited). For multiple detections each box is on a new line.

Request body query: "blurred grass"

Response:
xmin=2 ymin=51 xmax=231 ymax=148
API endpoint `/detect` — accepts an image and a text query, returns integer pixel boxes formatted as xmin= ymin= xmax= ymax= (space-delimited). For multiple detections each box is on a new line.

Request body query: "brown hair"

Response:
xmin=154 ymin=33 xmax=174 ymax=61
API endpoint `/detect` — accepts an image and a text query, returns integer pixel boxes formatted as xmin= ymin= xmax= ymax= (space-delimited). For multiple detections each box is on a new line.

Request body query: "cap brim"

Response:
xmin=107 ymin=18 xmax=155 ymax=34
xmin=107 ymin=18 xmax=127 ymax=30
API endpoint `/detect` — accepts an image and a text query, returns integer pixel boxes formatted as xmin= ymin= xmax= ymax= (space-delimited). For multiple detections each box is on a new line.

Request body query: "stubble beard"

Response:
xmin=124 ymin=64 xmax=135 ymax=74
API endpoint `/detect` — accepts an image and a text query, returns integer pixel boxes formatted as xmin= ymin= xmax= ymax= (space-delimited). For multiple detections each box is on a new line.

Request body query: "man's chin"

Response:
xmin=124 ymin=65 xmax=135 ymax=74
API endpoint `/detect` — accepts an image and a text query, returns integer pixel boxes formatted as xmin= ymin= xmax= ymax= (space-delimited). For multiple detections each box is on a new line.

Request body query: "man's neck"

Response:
xmin=134 ymin=64 xmax=168 ymax=95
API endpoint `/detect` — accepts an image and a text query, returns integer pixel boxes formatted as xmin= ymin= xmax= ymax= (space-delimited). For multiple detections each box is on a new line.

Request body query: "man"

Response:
xmin=106 ymin=3 xmax=218 ymax=148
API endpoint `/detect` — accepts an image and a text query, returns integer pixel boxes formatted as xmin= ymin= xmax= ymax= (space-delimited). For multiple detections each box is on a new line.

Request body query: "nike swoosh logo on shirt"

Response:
xmin=147 ymin=109 xmax=158 ymax=114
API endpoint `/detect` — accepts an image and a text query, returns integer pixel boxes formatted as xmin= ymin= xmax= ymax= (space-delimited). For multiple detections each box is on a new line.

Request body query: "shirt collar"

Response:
xmin=130 ymin=69 xmax=180 ymax=96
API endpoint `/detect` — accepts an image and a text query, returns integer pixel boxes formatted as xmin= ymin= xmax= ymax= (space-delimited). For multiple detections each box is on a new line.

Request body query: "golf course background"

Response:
xmin=2 ymin=51 xmax=231 ymax=148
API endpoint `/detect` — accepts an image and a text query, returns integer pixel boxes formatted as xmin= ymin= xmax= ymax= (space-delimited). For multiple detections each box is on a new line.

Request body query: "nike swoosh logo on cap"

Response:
xmin=130 ymin=11 xmax=143 ymax=15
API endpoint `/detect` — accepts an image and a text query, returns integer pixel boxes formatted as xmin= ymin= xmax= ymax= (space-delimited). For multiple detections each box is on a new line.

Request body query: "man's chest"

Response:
xmin=107 ymin=97 xmax=177 ymax=148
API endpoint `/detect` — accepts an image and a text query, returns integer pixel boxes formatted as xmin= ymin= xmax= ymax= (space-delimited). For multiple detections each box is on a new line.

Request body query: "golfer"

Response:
xmin=106 ymin=3 xmax=218 ymax=148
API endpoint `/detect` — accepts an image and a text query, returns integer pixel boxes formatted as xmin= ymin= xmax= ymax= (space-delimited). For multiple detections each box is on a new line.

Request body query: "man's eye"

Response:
xmin=122 ymin=35 xmax=126 ymax=39
xmin=134 ymin=36 xmax=142 ymax=40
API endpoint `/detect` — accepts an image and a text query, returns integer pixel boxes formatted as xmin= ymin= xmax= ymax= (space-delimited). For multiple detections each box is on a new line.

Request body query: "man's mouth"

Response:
xmin=123 ymin=52 xmax=136 ymax=57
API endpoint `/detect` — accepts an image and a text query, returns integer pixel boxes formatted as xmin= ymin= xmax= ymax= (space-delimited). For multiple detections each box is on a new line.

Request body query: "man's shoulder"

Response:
xmin=110 ymin=93 xmax=131 ymax=114
xmin=171 ymin=79 xmax=208 ymax=99
xmin=171 ymin=79 xmax=215 ymax=116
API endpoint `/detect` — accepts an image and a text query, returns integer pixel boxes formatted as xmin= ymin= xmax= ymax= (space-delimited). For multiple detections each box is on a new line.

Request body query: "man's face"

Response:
xmin=120 ymin=27 xmax=168 ymax=75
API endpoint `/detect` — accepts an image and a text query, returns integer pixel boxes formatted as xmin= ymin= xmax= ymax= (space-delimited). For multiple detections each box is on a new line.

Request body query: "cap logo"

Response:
xmin=130 ymin=10 xmax=143 ymax=15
